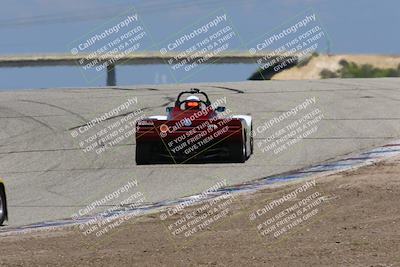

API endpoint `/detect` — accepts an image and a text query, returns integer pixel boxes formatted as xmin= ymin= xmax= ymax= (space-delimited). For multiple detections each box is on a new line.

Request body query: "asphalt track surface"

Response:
xmin=1 ymin=78 xmax=400 ymax=227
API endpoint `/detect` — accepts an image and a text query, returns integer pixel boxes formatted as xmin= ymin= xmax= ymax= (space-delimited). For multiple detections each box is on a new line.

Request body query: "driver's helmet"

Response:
xmin=184 ymin=95 xmax=201 ymax=110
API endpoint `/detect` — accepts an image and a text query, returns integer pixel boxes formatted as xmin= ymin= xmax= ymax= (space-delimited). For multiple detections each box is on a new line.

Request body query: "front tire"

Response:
xmin=0 ymin=185 xmax=7 ymax=226
xmin=250 ymin=122 xmax=254 ymax=156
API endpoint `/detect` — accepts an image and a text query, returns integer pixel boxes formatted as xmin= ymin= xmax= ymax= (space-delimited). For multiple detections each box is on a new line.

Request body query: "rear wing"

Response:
xmin=136 ymin=117 xmax=245 ymax=142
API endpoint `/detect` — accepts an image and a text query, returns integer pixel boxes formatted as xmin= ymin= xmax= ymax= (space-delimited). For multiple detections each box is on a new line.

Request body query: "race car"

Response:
xmin=0 ymin=178 xmax=8 ymax=225
xmin=135 ymin=88 xmax=253 ymax=164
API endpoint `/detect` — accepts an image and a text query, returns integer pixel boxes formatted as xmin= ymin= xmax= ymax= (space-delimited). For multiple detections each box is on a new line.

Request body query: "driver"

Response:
xmin=184 ymin=95 xmax=202 ymax=110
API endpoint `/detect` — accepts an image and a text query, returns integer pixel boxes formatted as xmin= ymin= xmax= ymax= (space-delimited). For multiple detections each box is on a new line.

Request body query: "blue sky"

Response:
xmin=0 ymin=0 xmax=399 ymax=90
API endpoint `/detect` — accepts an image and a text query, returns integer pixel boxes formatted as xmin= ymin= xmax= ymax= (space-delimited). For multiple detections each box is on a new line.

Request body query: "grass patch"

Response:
xmin=321 ymin=60 xmax=400 ymax=79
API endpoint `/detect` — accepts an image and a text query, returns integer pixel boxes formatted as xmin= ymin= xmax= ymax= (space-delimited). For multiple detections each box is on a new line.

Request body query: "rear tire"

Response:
xmin=0 ymin=186 xmax=7 ymax=226
xmin=229 ymin=142 xmax=246 ymax=163
xmin=135 ymin=142 xmax=152 ymax=165
xmin=250 ymin=123 xmax=254 ymax=155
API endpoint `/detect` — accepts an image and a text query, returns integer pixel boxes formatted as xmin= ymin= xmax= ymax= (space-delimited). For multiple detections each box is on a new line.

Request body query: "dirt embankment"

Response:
xmin=1 ymin=156 xmax=400 ymax=267
xmin=272 ymin=54 xmax=400 ymax=80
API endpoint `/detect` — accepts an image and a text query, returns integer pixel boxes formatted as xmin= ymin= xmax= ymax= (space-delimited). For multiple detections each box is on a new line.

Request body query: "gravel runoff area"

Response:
xmin=1 ymin=155 xmax=399 ymax=267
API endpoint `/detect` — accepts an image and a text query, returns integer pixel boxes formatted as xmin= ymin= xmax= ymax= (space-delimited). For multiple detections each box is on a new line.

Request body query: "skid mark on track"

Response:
xmin=0 ymin=147 xmax=82 ymax=155
xmin=67 ymin=98 xmax=174 ymax=130
xmin=19 ymin=99 xmax=87 ymax=123
xmin=0 ymin=104 xmax=56 ymax=133
xmin=110 ymin=87 xmax=160 ymax=91
xmin=207 ymin=85 xmax=245 ymax=94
